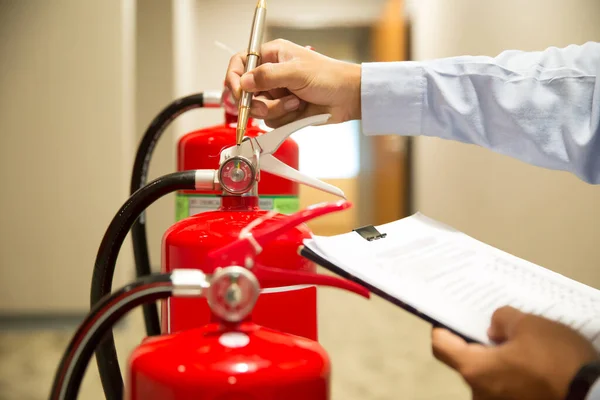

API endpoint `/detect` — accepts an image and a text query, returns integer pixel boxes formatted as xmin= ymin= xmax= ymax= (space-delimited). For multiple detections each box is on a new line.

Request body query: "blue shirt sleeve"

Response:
xmin=360 ymin=41 xmax=600 ymax=184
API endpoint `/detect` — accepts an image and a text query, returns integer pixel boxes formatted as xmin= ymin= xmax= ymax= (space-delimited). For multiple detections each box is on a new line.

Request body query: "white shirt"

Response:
xmin=360 ymin=41 xmax=600 ymax=398
xmin=360 ymin=41 xmax=600 ymax=185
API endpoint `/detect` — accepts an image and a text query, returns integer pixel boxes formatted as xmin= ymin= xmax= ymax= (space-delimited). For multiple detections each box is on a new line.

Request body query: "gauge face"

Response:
xmin=207 ymin=267 xmax=259 ymax=322
xmin=219 ymin=156 xmax=255 ymax=194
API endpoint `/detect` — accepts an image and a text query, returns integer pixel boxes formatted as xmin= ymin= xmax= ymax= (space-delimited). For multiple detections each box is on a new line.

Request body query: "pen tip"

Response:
xmin=257 ymin=0 xmax=266 ymax=8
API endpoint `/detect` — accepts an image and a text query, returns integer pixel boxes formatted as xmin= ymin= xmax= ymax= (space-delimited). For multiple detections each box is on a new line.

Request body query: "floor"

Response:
xmin=0 ymin=282 xmax=470 ymax=400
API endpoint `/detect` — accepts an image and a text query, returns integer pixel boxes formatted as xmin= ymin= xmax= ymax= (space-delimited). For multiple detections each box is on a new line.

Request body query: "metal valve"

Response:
xmin=193 ymin=114 xmax=346 ymax=199
xmin=206 ymin=266 xmax=260 ymax=322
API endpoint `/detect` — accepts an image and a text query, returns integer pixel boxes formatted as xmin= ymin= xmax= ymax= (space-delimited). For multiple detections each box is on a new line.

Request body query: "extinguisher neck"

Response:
xmin=220 ymin=195 xmax=260 ymax=211
xmin=211 ymin=315 xmax=255 ymax=327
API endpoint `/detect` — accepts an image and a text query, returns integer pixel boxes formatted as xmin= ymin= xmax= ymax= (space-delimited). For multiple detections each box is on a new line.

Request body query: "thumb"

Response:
xmin=241 ymin=62 xmax=309 ymax=93
xmin=431 ymin=328 xmax=470 ymax=370
xmin=487 ymin=306 xmax=525 ymax=343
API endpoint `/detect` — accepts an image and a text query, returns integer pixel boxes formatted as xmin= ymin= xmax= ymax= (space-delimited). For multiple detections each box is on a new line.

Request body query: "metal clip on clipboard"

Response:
xmin=352 ymin=225 xmax=387 ymax=241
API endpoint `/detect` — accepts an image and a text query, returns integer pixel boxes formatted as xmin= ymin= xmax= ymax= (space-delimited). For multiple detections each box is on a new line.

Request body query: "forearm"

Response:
xmin=360 ymin=41 xmax=600 ymax=184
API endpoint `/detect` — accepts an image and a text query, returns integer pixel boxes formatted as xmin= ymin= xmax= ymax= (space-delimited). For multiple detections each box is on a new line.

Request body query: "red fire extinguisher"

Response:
xmin=51 ymin=200 xmax=370 ymax=400
xmin=129 ymin=87 xmax=312 ymax=344
xmin=90 ymin=110 xmax=349 ymax=399
xmin=167 ymin=87 xmax=312 ymax=336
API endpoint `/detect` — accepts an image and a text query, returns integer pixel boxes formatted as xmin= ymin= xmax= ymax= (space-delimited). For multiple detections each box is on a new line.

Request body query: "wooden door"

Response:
xmin=368 ymin=0 xmax=410 ymax=224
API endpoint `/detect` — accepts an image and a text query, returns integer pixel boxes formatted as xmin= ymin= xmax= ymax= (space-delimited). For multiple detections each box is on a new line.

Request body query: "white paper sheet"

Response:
xmin=303 ymin=213 xmax=600 ymax=351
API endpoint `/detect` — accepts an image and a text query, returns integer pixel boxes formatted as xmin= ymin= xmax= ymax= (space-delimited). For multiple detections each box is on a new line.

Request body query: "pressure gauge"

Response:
xmin=218 ymin=156 xmax=256 ymax=194
xmin=206 ymin=266 xmax=260 ymax=322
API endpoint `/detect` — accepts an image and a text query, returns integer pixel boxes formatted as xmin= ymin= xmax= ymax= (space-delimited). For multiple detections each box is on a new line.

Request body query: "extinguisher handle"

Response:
xmin=221 ymin=113 xmax=330 ymax=163
xmin=254 ymin=264 xmax=370 ymax=299
xmin=206 ymin=199 xmax=370 ymax=298
xmin=252 ymin=200 xmax=350 ymax=248
xmin=207 ymin=200 xmax=350 ymax=264
xmin=219 ymin=113 xmax=346 ymax=199
xmin=259 ymin=155 xmax=346 ymax=199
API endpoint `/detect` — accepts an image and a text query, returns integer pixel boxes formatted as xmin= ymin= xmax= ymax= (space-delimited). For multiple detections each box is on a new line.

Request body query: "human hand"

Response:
xmin=432 ymin=306 xmax=599 ymax=400
xmin=225 ymin=38 xmax=361 ymax=128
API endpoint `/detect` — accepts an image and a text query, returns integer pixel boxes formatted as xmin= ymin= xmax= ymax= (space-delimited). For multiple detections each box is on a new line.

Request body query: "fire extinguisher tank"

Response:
xmin=128 ymin=323 xmax=330 ymax=400
xmin=163 ymin=196 xmax=318 ymax=339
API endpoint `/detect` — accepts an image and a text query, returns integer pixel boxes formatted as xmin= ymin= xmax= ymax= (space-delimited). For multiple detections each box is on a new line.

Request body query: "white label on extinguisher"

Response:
xmin=258 ymin=198 xmax=274 ymax=210
xmin=177 ymin=193 xmax=300 ymax=221
xmin=188 ymin=196 xmax=222 ymax=215
xmin=188 ymin=197 xmax=274 ymax=215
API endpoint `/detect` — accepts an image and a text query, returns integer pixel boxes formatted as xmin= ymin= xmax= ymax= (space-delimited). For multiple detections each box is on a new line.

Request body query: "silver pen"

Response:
xmin=236 ymin=0 xmax=267 ymax=146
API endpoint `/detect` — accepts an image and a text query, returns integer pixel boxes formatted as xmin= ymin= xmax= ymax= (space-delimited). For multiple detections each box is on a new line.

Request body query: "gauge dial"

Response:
xmin=219 ymin=156 xmax=255 ymax=194
xmin=207 ymin=267 xmax=259 ymax=322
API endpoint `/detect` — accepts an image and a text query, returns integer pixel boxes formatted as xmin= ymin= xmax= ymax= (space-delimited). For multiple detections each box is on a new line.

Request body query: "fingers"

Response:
xmin=226 ymin=51 xmax=247 ymax=100
xmin=263 ymin=109 xmax=304 ymax=129
xmin=432 ymin=327 xmax=500 ymax=392
xmin=225 ymin=39 xmax=297 ymax=100
xmin=249 ymin=94 xmax=302 ymax=120
xmin=266 ymin=87 xmax=292 ymax=101
xmin=248 ymin=97 xmax=268 ymax=119
xmin=431 ymin=328 xmax=470 ymax=370
xmin=255 ymin=95 xmax=301 ymax=119
xmin=263 ymin=99 xmax=321 ymax=128
xmin=487 ymin=306 xmax=525 ymax=343
xmin=241 ymin=61 xmax=309 ymax=93
xmin=259 ymin=39 xmax=286 ymax=64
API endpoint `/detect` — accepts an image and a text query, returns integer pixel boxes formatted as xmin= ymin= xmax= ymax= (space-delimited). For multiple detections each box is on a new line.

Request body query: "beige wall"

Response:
xmin=0 ymin=0 xmax=136 ymax=313
xmin=136 ymin=0 xmax=176 ymax=268
xmin=409 ymin=0 xmax=600 ymax=287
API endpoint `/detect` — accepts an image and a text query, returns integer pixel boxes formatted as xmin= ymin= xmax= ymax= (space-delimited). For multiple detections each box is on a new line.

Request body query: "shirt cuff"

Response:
xmin=360 ymin=61 xmax=426 ymax=136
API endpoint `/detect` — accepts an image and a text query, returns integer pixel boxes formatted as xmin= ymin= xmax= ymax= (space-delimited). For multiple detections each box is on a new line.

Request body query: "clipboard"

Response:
xmin=297 ymin=215 xmax=600 ymax=353
xmin=299 ymin=225 xmax=481 ymax=345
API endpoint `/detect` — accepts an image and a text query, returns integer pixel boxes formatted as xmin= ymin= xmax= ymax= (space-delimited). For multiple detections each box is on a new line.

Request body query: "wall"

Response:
xmin=135 ymin=0 xmax=176 ymax=269
xmin=409 ymin=0 xmax=600 ymax=287
xmin=0 ymin=0 xmax=136 ymax=313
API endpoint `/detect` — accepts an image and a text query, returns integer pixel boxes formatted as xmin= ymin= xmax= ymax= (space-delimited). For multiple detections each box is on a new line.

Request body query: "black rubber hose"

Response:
xmin=51 ymin=274 xmax=173 ymax=400
xmin=130 ymin=93 xmax=205 ymax=337
xmin=91 ymin=170 xmax=198 ymax=400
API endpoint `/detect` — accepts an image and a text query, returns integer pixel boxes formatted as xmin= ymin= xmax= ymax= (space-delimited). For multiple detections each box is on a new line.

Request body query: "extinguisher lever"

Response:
xmin=252 ymin=113 xmax=331 ymax=156
xmin=259 ymin=156 xmax=346 ymax=199
xmin=220 ymin=113 xmax=330 ymax=163
xmin=254 ymin=265 xmax=370 ymax=299
xmin=250 ymin=200 xmax=351 ymax=249
xmin=205 ymin=200 xmax=370 ymax=298
xmin=219 ymin=113 xmax=346 ymax=199
xmin=207 ymin=200 xmax=351 ymax=265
